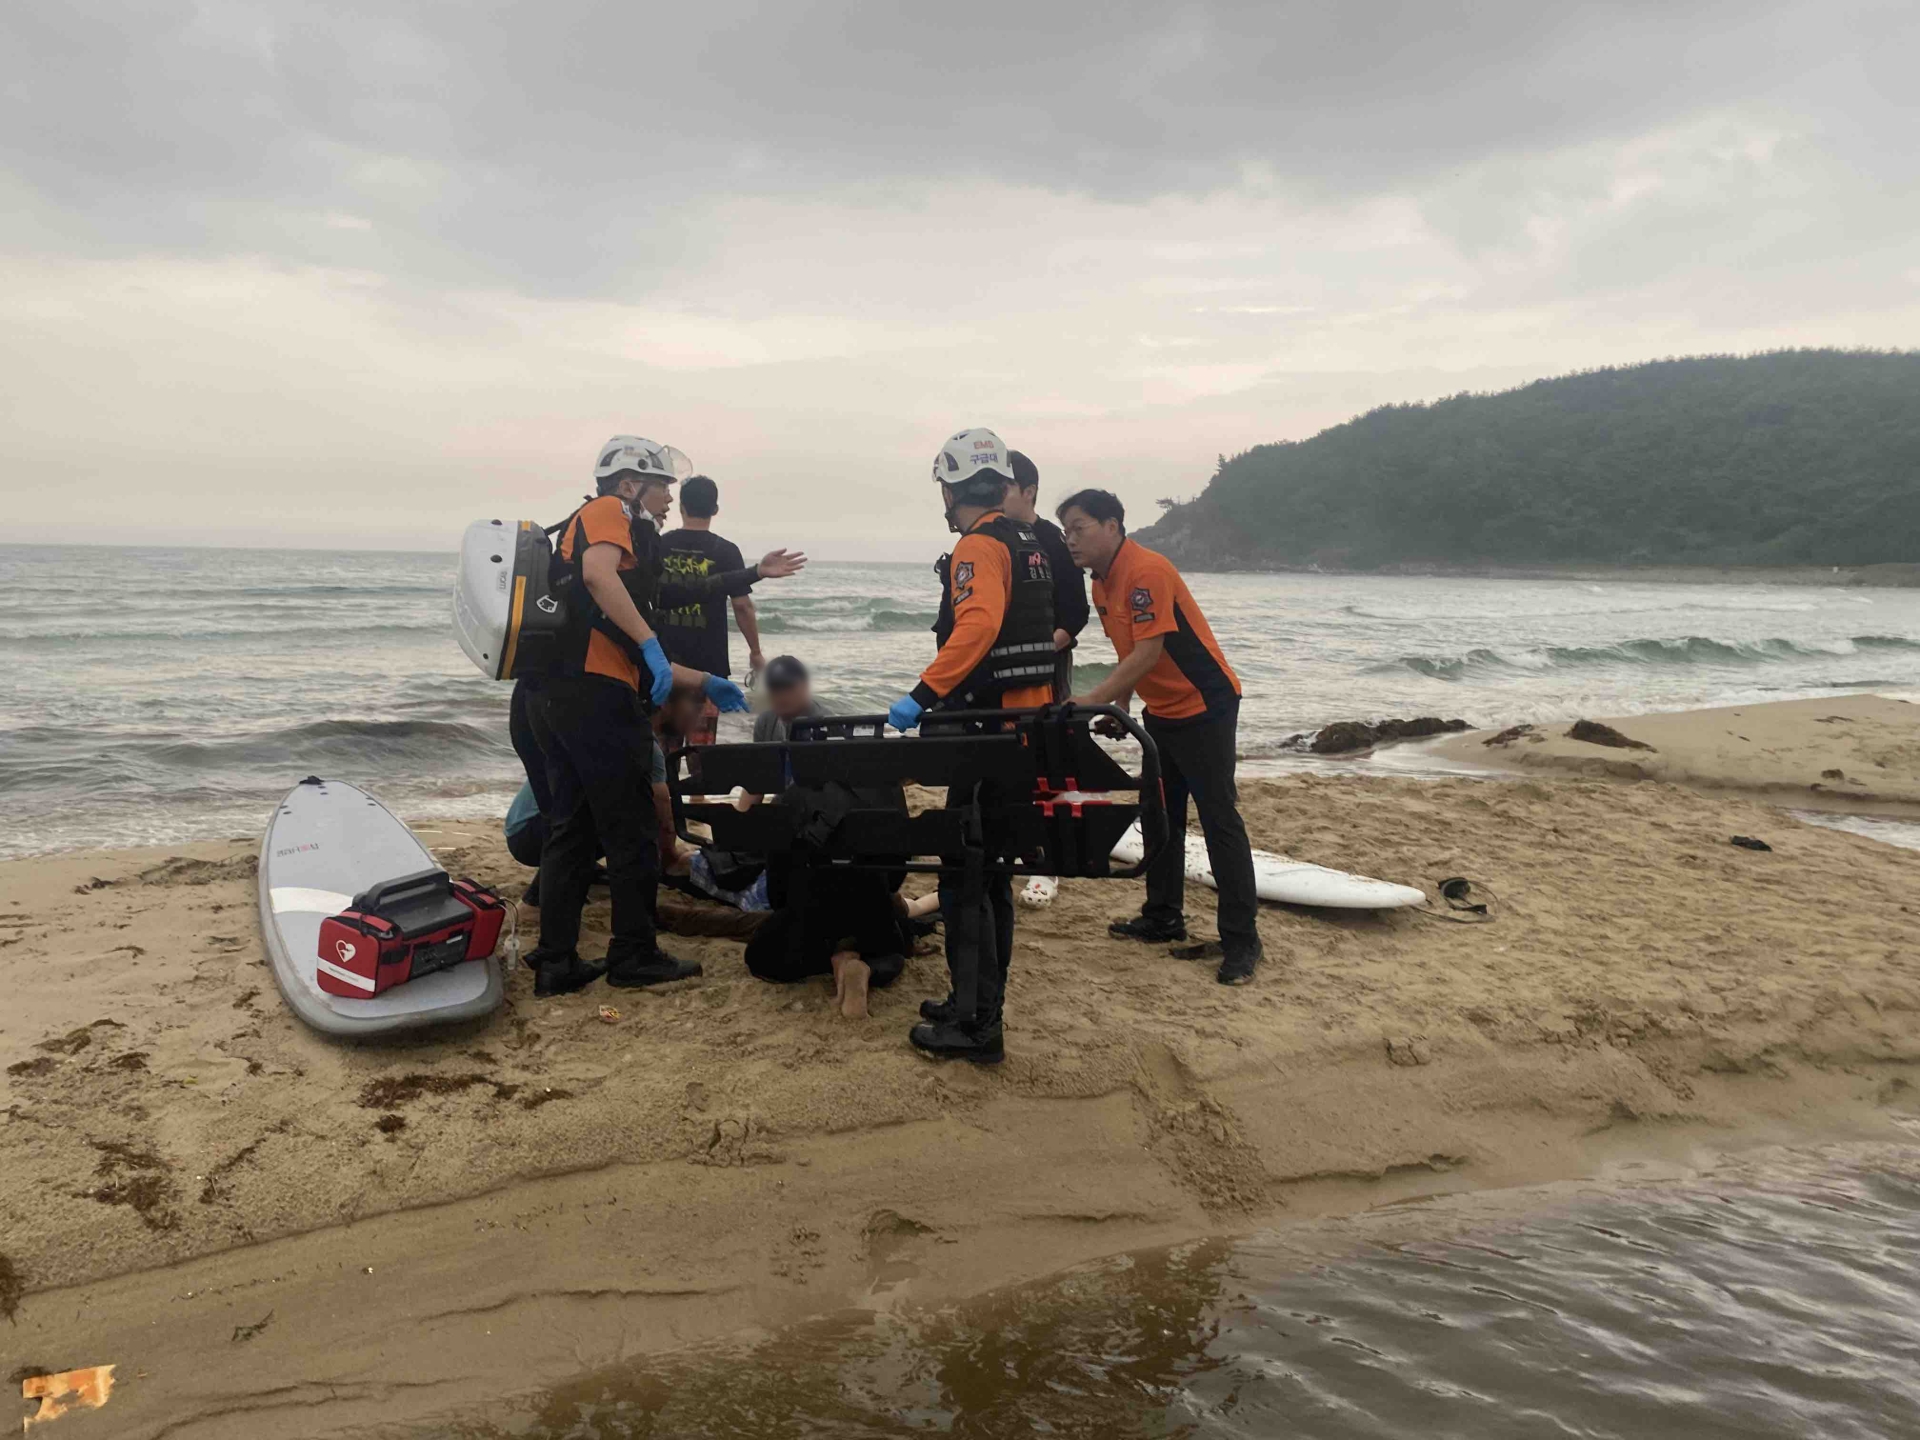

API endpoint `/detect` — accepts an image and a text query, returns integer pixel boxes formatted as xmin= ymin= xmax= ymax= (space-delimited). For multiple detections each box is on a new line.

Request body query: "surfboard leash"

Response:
xmin=1412 ymin=876 xmax=1498 ymax=924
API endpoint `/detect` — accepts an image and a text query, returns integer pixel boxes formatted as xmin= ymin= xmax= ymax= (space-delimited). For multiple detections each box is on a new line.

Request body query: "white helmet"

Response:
xmin=931 ymin=427 xmax=1015 ymax=487
xmin=593 ymin=435 xmax=693 ymax=488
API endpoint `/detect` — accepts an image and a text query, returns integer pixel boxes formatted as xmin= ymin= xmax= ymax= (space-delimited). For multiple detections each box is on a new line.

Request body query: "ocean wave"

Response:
xmin=142 ymin=718 xmax=512 ymax=770
xmin=1757 ymin=677 xmax=1913 ymax=691
xmin=1375 ymin=634 xmax=1920 ymax=680
xmin=66 ymin=582 xmax=447 ymax=600
xmin=758 ymin=608 xmax=935 ymax=634
xmin=1852 ymin=634 xmax=1920 ymax=650
xmin=389 ymin=692 xmax=515 ymax=719
xmin=1339 ymin=597 xmax=1826 ymax=623
xmin=0 ymin=620 xmax=448 ymax=647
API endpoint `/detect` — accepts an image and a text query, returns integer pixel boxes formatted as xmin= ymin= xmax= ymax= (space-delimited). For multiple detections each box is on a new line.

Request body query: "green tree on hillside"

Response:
xmin=1138 ymin=350 xmax=1920 ymax=569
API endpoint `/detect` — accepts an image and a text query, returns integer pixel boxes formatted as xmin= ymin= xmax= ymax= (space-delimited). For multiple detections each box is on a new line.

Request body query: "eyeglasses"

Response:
xmin=1060 ymin=519 xmax=1103 ymax=540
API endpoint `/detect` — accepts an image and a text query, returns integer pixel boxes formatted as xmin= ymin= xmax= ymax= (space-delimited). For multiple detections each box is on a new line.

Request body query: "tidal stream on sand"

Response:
xmin=411 ymin=1142 xmax=1920 ymax=1439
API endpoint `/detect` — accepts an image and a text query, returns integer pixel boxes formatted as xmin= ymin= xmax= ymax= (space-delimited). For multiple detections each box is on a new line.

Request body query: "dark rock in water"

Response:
xmin=1567 ymin=719 xmax=1657 ymax=752
xmin=1307 ymin=716 xmax=1470 ymax=754
xmin=1310 ymin=722 xmax=1382 ymax=754
xmin=1730 ymin=835 xmax=1773 ymax=852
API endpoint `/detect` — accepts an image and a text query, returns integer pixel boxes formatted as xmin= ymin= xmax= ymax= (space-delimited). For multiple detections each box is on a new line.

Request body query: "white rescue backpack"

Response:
xmin=452 ymin=517 xmax=573 ymax=681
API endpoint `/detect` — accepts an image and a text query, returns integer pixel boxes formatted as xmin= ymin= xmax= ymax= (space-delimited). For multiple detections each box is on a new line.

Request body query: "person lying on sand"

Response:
xmin=744 ymin=867 xmax=913 ymax=1019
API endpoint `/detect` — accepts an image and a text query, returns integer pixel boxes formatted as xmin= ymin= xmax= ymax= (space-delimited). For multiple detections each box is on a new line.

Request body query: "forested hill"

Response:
xmin=1136 ymin=350 xmax=1920 ymax=571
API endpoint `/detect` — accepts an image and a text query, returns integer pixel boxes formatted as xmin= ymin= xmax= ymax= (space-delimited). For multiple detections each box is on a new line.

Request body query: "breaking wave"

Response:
xmin=0 ymin=719 xmax=518 ymax=803
xmin=0 ymin=620 xmax=447 ymax=647
xmin=758 ymin=608 xmax=935 ymax=634
xmin=142 ymin=718 xmax=512 ymax=771
xmin=1375 ymin=635 xmax=1920 ymax=681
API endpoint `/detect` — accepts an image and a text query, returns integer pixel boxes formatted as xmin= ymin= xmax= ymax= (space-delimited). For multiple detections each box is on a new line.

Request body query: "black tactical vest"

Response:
xmin=932 ymin=514 xmax=1057 ymax=709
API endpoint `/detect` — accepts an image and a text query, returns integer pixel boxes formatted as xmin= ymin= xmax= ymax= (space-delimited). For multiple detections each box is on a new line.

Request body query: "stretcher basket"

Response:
xmin=668 ymin=703 xmax=1168 ymax=880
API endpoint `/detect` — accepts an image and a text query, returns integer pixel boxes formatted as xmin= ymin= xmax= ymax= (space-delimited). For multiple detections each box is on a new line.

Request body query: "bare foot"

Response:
xmin=830 ymin=951 xmax=871 ymax=1020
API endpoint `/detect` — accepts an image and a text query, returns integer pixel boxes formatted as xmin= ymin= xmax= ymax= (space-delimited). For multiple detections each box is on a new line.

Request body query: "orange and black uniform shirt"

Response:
xmin=1090 ymin=539 xmax=1240 ymax=723
xmin=911 ymin=510 xmax=1053 ymax=711
xmin=555 ymin=494 xmax=643 ymax=691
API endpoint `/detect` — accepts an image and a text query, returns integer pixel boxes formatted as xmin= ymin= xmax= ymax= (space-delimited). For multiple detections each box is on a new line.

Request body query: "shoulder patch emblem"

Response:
xmin=954 ymin=560 xmax=975 ymax=587
xmin=1129 ymin=586 xmax=1152 ymax=610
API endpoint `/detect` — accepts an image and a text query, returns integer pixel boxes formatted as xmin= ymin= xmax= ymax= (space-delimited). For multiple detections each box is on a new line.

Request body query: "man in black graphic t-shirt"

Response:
xmin=658 ymin=475 xmax=765 ymax=745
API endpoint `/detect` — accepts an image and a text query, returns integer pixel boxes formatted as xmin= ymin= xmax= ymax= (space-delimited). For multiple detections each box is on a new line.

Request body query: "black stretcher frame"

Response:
xmin=668 ymin=703 xmax=1169 ymax=880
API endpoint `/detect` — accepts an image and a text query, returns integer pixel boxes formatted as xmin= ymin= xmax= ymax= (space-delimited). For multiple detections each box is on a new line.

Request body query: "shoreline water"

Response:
xmin=14 ymin=539 xmax=1920 ymax=589
xmin=1134 ymin=554 xmax=1920 ymax=589
xmin=16 ymin=1112 xmax=1920 ymax=1439
xmin=9 ymin=544 xmax=1920 ymax=861
xmin=412 ymin=1137 xmax=1920 ymax=1438
xmin=6 ymin=698 xmax=1920 ymax=1436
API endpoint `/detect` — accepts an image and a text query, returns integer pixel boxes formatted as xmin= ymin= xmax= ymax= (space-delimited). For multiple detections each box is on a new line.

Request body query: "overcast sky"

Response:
xmin=4 ymin=1 xmax=1916 ymax=558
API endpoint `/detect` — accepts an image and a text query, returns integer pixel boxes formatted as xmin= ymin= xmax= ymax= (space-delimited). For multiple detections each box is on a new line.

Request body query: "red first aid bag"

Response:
xmin=316 ymin=870 xmax=505 ymax=998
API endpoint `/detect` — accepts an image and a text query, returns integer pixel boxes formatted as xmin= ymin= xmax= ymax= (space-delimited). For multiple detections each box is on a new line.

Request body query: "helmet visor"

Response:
xmin=598 ymin=439 xmax=694 ymax=482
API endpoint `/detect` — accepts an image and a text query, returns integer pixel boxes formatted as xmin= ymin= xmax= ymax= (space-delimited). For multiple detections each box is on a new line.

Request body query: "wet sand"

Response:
xmin=5 ymin=697 xmax=1920 ymax=1436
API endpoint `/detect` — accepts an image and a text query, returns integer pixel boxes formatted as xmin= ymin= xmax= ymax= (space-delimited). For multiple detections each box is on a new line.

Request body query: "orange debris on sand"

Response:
xmin=22 ymin=1365 xmax=115 ymax=1429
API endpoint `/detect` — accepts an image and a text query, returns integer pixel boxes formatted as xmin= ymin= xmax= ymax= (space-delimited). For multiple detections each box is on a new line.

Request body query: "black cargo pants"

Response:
xmin=528 ymin=676 xmax=660 ymax=971
xmin=1142 ymin=698 xmax=1259 ymax=958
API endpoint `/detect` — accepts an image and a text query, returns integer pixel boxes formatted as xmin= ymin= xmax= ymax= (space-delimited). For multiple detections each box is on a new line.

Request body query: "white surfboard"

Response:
xmin=1110 ymin=822 xmax=1425 ymax=910
xmin=257 ymin=777 xmax=505 ymax=1038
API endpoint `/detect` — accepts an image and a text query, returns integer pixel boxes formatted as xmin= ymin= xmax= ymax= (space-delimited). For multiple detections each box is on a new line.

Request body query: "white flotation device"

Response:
xmin=453 ymin=518 xmax=569 ymax=681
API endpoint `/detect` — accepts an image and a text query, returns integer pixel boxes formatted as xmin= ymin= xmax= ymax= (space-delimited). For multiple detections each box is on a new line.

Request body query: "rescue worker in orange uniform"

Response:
xmin=887 ymin=427 xmax=1056 ymax=1063
xmin=526 ymin=436 xmax=802 ymax=997
xmin=1058 ymin=487 xmax=1261 ymax=986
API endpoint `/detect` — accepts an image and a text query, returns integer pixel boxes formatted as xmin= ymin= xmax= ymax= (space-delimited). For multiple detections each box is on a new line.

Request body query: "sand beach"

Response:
xmin=1427 ymin=694 xmax=1920 ymax=811
xmin=5 ymin=694 xmax=1919 ymax=1434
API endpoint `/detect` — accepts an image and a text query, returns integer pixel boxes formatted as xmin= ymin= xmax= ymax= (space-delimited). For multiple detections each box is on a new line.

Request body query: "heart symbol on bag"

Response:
xmin=335 ymin=939 xmax=357 ymax=964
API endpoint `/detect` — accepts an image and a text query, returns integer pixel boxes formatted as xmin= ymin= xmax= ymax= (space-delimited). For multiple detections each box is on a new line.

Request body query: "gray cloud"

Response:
xmin=6 ymin=0 xmax=1911 ymax=296
xmin=5 ymin=0 xmax=1916 ymax=553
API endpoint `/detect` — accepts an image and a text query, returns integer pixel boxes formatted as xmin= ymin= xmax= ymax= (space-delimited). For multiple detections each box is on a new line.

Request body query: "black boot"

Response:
xmin=1109 ymin=913 xmax=1187 ymax=943
xmin=1216 ymin=945 xmax=1262 ymax=987
xmin=919 ymin=993 xmax=958 ymax=1023
xmin=523 ymin=944 xmax=571 ymax=975
xmin=606 ymin=949 xmax=703 ymax=988
xmin=533 ymin=951 xmax=604 ymax=998
xmin=908 ymin=1017 xmax=1005 ymax=1065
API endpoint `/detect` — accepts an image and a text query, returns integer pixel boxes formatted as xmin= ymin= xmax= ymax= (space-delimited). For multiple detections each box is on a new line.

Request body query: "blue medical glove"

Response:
xmin=703 ymin=673 xmax=748 ymax=713
xmin=887 ymin=694 xmax=924 ymax=732
xmin=640 ymin=636 xmax=673 ymax=707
